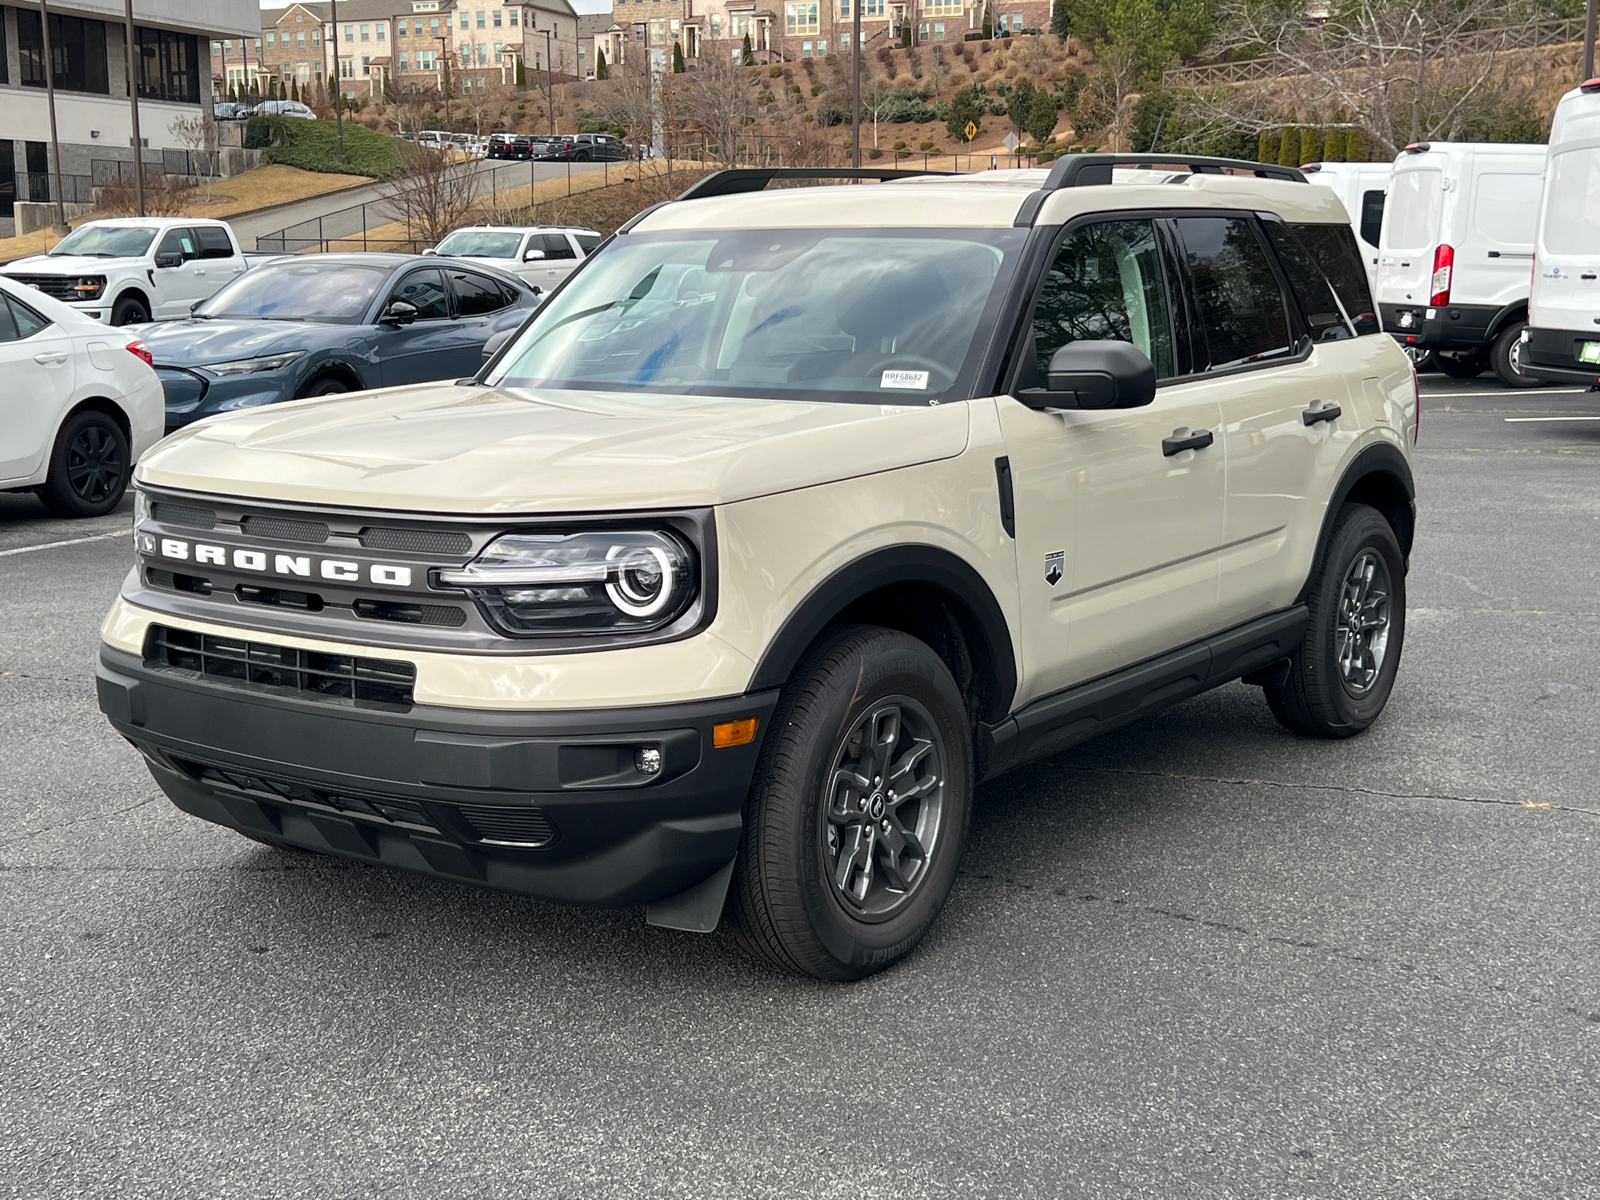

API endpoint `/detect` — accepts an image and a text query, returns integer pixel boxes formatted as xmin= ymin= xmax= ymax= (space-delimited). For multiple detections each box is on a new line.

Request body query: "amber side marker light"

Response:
xmin=713 ymin=718 xmax=759 ymax=749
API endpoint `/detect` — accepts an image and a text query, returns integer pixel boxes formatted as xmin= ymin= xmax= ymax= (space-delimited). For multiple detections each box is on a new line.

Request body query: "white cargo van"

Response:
xmin=1519 ymin=79 xmax=1600 ymax=386
xmin=1303 ymin=160 xmax=1391 ymax=294
xmin=1376 ymin=142 xmax=1548 ymax=386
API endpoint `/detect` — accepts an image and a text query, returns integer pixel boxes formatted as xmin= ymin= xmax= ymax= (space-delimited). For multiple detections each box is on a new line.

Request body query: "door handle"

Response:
xmin=194 ymin=269 xmax=206 ymax=275
xmin=1162 ymin=429 xmax=1214 ymax=456
xmin=34 ymin=351 xmax=68 ymax=365
xmin=1302 ymin=404 xmax=1342 ymax=426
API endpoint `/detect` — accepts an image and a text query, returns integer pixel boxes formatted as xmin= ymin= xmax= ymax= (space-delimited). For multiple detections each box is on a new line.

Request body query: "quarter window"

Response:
xmin=1030 ymin=219 xmax=1177 ymax=381
xmin=9 ymin=296 xmax=49 ymax=338
xmin=1261 ymin=221 xmax=1350 ymax=342
xmin=1290 ymin=223 xmax=1379 ymax=336
xmin=1172 ymin=216 xmax=1292 ymax=371
xmin=450 ymin=269 xmax=512 ymax=315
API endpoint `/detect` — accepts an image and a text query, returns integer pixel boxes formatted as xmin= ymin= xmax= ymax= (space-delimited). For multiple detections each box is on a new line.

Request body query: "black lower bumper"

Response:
xmin=96 ymin=646 xmax=776 ymax=908
xmin=1519 ymin=325 xmax=1600 ymax=386
xmin=1381 ymin=301 xmax=1501 ymax=352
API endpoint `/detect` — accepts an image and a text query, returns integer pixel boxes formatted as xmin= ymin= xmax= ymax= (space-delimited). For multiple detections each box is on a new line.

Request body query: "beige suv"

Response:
xmin=96 ymin=157 xmax=1419 ymax=981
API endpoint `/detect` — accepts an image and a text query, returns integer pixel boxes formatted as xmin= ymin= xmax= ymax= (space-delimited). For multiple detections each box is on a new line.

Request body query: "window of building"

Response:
xmin=816 ymin=37 xmax=827 ymax=54
xmin=649 ymin=18 xmax=666 ymax=42
xmin=266 ymin=32 xmax=276 ymax=47
xmin=17 ymin=10 xmax=110 ymax=95
xmin=398 ymin=18 xmax=408 ymax=34
xmin=800 ymin=38 xmax=811 ymax=55
xmin=509 ymin=9 xmax=518 ymax=25
xmin=297 ymin=32 xmax=306 ymax=47
xmin=360 ymin=24 xmax=370 ymax=40
xmin=399 ymin=50 xmax=409 ymax=68
xmin=312 ymin=30 xmax=321 ymax=45
xmin=431 ymin=17 xmax=440 ymax=34
xmin=493 ymin=10 xmax=503 ymax=26
xmin=709 ymin=13 xmax=724 ymax=37
xmin=460 ymin=12 xmax=469 ymax=27
xmin=376 ymin=24 xmax=386 ymax=40
xmin=785 ymin=2 xmax=818 ymax=34
xmin=924 ymin=0 xmax=962 ymax=13
xmin=730 ymin=12 xmax=749 ymax=37
xmin=254 ymin=38 xmax=262 ymax=51
xmin=211 ymin=41 xmax=221 ymax=55
xmin=477 ymin=10 xmax=487 ymax=27
xmin=362 ymin=55 xmax=372 ymax=74
xmin=344 ymin=24 xmax=354 ymax=40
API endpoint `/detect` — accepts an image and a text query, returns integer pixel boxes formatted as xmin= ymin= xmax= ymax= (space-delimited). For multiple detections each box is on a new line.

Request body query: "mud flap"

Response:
xmin=644 ymin=858 xmax=736 ymax=934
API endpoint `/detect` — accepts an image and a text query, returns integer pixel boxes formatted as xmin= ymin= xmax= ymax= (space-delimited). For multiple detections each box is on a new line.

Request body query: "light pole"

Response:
xmin=1585 ymin=0 xmax=1597 ymax=82
xmin=329 ymin=0 xmax=347 ymax=163
xmin=538 ymin=28 xmax=555 ymax=135
xmin=38 ymin=0 xmax=68 ymax=231
xmin=850 ymin=0 xmax=861 ymax=169
xmin=436 ymin=35 xmax=450 ymax=128
xmin=124 ymin=0 xmax=144 ymax=216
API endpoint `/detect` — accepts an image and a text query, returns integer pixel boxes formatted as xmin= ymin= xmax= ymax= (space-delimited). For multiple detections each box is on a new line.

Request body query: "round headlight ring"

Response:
xmin=605 ymin=543 xmax=674 ymax=617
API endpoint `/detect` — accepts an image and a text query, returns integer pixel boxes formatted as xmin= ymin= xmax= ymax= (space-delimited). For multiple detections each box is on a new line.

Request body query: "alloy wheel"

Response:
xmin=1335 ymin=550 xmax=1392 ymax=696
xmin=821 ymin=697 xmax=947 ymax=921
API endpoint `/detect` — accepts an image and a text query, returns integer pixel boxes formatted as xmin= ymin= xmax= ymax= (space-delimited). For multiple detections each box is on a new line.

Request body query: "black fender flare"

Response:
xmin=747 ymin=545 xmax=1018 ymax=722
xmin=1484 ymin=299 xmax=1529 ymax=341
xmin=1299 ymin=440 xmax=1416 ymax=603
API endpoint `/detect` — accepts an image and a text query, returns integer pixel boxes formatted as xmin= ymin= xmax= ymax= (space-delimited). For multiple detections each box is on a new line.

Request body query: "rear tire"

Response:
xmin=110 ymin=294 xmax=150 ymax=327
xmin=1492 ymin=321 xmax=1547 ymax=388
xmin=730 ymin=626 xmax=972 ymax=981
xmin=39 ymin=409 xmax=130 ymax=518
xmin=1265 ymin=503 xmax=1405 ymax=738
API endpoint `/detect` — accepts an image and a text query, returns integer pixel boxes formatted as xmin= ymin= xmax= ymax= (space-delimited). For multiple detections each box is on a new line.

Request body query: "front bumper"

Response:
xmin=156 ymin=365 xmax=297 ymax=429
xmin=97 ymin=644 xmax=777 ymax=907
xmin=1518 ymin=325 xmax=1600 ymax=386
xmin=1380 ymin=301 xmax=1500 ymax=352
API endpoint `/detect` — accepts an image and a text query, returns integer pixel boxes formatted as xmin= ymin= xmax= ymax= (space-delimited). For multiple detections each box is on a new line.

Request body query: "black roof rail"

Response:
xmin=1041 ymin=153 xmax=1308 ymax=190
xmin=674 ymin=166 xmax=959 ymax=200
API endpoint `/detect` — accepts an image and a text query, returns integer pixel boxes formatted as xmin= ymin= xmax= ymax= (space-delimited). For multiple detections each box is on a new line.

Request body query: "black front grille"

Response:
xmin=360 ymin=527 xmax=472 ymax=555
xmin=354 ymin=597 xmax=467 ymax=627
xmin=241 ymin=515 xmax=331 ymax=544
xmin=145 ymin=625 xmax=415 ymax=708
xmin=4 ymin=273 xmax=83 ymax=302
xmin=146 ymin=568 xmax=213 ymax=595
xmin=454 ymin=804 xmax=558 ymax=847
xmin=151 ymin=502 xmax=217 ymax=529
xmin=170 ymin=755 xmax=442 ymax=833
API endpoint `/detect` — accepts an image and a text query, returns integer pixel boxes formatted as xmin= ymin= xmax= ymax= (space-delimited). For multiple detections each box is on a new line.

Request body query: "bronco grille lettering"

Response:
xmin=139 ymin=534 xmax=414 ymax=588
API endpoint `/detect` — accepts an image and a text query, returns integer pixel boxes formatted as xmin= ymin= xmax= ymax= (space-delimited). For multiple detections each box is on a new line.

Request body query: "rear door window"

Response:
xmin=1542 ymin=149 xmax=1600 ymax=255
xmin=1172 ymin=216 xmax=1293 ymax=370
xmin=540 ymin=234 xmax=577 ymax=260
xmin=1029 ymin=219 xmax=1178 ymax=381
xmin=1290 ymin=223 xmax=1379 ymax=336
xmin=195 ymin=226 xmax=235 ymax=259
xmin=1384 ymin=169 xmax=1443 ymax=252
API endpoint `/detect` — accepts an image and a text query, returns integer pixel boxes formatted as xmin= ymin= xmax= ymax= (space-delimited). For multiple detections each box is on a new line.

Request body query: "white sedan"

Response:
xmin=0 ymin=274 xmax=164 ymax=518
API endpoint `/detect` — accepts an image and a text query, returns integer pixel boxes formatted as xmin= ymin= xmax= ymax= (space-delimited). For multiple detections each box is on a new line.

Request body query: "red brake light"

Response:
xmin=126 ymin=340 xmax=153 ymax=367
xmin=1430 ymin=244 xmax=1454 ymax=306
xmin=1581 ymin=78 xmax=1600 ymax=94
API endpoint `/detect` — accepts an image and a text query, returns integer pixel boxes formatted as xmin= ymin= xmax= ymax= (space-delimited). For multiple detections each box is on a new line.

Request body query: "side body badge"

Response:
xmin=1044 ymin=550 xmax=1064 ymax=587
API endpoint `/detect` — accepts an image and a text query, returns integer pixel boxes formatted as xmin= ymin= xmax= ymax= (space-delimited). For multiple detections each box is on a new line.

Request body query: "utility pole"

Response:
xmin=539 ymin=28 xmax=555 ymax=134
xmin=39 ymin=0 xmax=69 ymax=232
xmin=1585 ymin=0 xmax=1597 ymax=82
xmin=436 ymin=35 xmax=450 ymax=128
xmin=330 ymin=0 xmax=347 ymax=163
xmin=123 ymin=0 xmax=145 ymax=217
xmin=850 ymin=0 xmax=861 ymax=169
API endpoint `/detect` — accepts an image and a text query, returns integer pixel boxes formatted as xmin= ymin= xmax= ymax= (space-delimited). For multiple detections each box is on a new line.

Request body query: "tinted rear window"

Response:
xmin=1174 ymin=216 xmax=1293 ymax=370
xmin=1291 ymin=223 xmax=1379 ymax=336
xmin=1262 ymin=222 xmax=1351 ymax=343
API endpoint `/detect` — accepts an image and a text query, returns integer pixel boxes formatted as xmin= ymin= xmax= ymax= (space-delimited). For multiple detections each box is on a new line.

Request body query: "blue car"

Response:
xmin=141 ymin=253 xmax=540 ymax=430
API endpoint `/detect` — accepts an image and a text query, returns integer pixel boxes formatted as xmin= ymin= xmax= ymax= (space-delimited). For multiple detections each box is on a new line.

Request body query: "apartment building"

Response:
xmin=1 ymin=0 xmax=258 ymax=234
xmin=254 ymin=3 xmax=329 ymax=91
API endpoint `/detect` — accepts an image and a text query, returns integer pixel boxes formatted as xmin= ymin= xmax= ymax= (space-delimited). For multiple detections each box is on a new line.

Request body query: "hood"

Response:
xmin=4 ymin=253 xmax=133 ymax=275
xmin=137 ymin=319 xmax=305 ymax=366
xmin=136 ymin=383 xmax=971 ymax=513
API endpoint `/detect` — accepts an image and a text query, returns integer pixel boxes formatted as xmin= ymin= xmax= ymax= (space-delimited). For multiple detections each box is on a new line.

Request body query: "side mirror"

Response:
xmin=481 ymin=327 xmax=516 ymax=364
xmin=155 ymin=252 xmax=184 ymax=269
xmin=421 ymin=247 xmax=437 ymax=256
xmin=189 ymin=300 xmax=203 ymax=313
xmin=522 ymin=248 xmax=546 ymax=262
xmin=1021 ymin=340 xmax=1156 ymax=410
xmin=379 ymin=300 xmax=419 ymax=326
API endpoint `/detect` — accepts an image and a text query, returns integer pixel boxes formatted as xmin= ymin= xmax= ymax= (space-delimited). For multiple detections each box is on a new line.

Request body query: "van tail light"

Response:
xmin=1429 ymin=244 xmax=1454 ymax=306
xmin=1412 ymin=367 xmax=1421 ymax=445
xmin=126 ymin=340 xmax=154 ymax=367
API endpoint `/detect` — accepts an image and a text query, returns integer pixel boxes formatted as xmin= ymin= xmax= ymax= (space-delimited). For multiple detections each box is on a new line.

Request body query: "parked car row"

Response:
xmin=213 ymin=99 xmax=317 ymax=121
xmin=485 ymin=132 xmax=631 ymax=161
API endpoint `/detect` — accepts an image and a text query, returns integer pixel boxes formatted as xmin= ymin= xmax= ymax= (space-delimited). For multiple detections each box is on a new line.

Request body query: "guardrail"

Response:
xmin=1162 ymin=15 xmax=1585 ymax=88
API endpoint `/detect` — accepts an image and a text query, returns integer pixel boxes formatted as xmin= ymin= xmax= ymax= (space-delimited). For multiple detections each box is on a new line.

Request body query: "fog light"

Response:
xmin=635 ymin=747 xmax=662 ymax=775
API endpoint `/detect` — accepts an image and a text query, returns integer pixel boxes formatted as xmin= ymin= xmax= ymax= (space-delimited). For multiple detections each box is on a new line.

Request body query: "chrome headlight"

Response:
xmin=205 ymin=351 xmax=307 ymax=376
xmin=438 ymin=530 xmax=697 ymax=636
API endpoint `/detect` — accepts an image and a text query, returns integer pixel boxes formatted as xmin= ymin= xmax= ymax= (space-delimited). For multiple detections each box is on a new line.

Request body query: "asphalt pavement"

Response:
xmin=3 ymin=375 xmax=1599 ymax=1198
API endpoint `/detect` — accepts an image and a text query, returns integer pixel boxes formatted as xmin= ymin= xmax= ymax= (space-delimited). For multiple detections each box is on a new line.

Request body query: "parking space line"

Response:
xmin=1421 ymin=388 xmax=1591 ymax=398
xmin=0 ymin=530 xmax=130 ymax=558
xmin=1503 ymin=416 xmax=1600 ymax=423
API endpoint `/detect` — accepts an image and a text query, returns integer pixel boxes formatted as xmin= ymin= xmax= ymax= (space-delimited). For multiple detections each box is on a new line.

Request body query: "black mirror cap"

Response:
xmin=480 ymin=327 xmax=516 ymax=363
xmin=155 ymin=253 xmax=184 ymax=269
xmin=1041 ymin=340 xmax=1156 ymax=409
xmin=379 ymin=300 xmax=419 ymax=325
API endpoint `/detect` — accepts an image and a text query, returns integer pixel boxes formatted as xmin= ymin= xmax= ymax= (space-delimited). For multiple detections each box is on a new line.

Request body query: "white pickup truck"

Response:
xmin=2 ymin=217 xmax=248 ymax=326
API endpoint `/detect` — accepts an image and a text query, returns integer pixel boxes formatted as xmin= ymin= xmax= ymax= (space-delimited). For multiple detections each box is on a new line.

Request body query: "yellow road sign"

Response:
xmin=964 ymin=121 xmax=978 ymax=140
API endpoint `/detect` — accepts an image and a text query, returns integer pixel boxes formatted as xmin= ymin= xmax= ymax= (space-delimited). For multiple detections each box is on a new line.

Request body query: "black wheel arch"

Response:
xmin=61 ymin=397 xmax=132 ymax=445
xmin=295 ymin=359 xmax=366 ymax=397
xmin=111 ymin=287 xmax=152 ymax=316
xmin=1484 ymin=300 xmax=1528 ymax=342
xmin=1299 ymin=440 xmax=1415 ymax=604
xmin=748 ymin=545 xmax=1018 ymax=725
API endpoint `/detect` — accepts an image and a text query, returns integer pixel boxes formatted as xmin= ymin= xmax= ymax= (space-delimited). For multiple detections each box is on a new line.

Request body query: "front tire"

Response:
xmin=110 ymin=294 xmax=150 ymax=327
xmin=1265 ymin=503 xmax=1405 ymax=738
xmin=1492 ymin=321 xmax=1547 ymax=388
xmin=299 ymin=376 xmax=351 ymax=398
xmin=39 ymin=409 xmax=130 ymax=518
xmin=730 ymin=626 xmax=973 ymax=981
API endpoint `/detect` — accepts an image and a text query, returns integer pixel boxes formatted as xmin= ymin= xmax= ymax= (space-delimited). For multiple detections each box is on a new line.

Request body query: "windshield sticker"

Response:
xmin=881 ymin=369 xmax=930 ymax=390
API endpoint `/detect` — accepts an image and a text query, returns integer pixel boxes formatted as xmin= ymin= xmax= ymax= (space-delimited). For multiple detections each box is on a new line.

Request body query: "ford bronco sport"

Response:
xmin=97 ymin=157 xmax=1419 ymax=980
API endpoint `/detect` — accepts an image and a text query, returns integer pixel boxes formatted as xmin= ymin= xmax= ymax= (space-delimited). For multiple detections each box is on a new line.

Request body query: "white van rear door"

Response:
xmin=1457 ymin=168 xmax=1542 ymax=306
xmin=1377 ymin=166 xmax=1442 ymax=304
xmin=1532 ymin=139 xmax=1600 ymax=333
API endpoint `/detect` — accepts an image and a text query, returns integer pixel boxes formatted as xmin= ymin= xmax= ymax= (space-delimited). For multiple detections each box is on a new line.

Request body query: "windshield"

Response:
xmin=196 ymin=261 xmax=390 ymax=323
xmin=436 ymin=230 xmax=524 ymax=259
xmin=488 ymin=228 xmax=1022 ymax=402
xmin=1383 ymin=169 xmax=1443 ymax=253
xmin=49 ymin=225 xmax=158 ymax=258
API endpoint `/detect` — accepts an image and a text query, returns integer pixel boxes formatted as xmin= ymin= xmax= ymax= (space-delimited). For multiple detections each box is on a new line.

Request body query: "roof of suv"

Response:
xmin=635 ymin=168 xmax=1350 ymax=234
xmin=76 ymin=216 xmax=235 ymax=229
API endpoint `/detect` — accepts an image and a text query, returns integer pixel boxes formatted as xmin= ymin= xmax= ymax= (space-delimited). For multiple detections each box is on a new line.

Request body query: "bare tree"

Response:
xmin=379 ymin=144 xmax=480 ymax=247
xmin=1077 ymin=41 xmax=1138 ymax=150
xmin=169 ymin=114 xmax=219 ymax=201
xmin=391 ymin=84 xmax=438 ymax=138
xmin=924 ymin=45 xmax=951 ymax=101
xmin=1201 ymin=0 xmax=1542 ymax=156
xmin=682 ymin=54 xmax=757 ymax=165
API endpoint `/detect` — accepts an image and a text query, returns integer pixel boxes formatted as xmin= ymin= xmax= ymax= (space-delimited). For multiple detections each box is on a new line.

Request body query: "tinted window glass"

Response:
xmin=1359 ymin=190 xmax=1385 ymax=248
xmin=390 ymin=268 xmax=448 ymax=319
xmin=1031 ymin=219 xmax=1176 ymax=380
xmin=574 ymin=233 xmax=602 ymax=254
xmin=199 ymin=261 xmax=389 ymax=322
xmin=540 ymin=233 xmax=576 ymax=260
xmin=1262 ymin=222 xmax=1349 ymax=342
xmin=156 ymin=228 xmax=196 ymax=259
xmin=195 ymin=226 xmax=234 ymax=259
xmin=0 ymin=297 xmax=18 ymax=341
xmin=1291 ymin=223 xmax=1379 ymax=336
xmin=1174 ymin=216 xmax=1292 ymax=370
xmin=450 ymin=269 xmax=510 ymax=315
xmin=7 ymin=294 xmax=49 ymax=337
